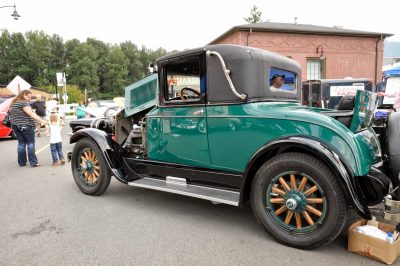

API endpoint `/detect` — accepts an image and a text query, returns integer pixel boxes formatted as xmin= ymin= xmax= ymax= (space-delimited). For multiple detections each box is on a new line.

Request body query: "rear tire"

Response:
xmin=71 ymin=138 xmax=111 ymax=196
xmin=387 ymin=112 xmax=400 ymax=197
xmin=250 ymin=152 xmax=347 ymax=249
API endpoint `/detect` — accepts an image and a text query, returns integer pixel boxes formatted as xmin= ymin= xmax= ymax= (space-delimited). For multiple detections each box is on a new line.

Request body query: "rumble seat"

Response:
xmin=335 ymin=95 xmax=355 ymax=127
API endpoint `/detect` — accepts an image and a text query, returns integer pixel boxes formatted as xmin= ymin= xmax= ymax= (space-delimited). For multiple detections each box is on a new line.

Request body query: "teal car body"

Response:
xmin=147 ymin=100 xmax=380 ymax=176
xmin=70 ymin=44 xmax=394 ymax=249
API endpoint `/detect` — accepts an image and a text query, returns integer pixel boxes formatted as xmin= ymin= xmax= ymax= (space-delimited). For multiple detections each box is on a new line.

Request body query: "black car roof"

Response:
xmin=158 ymin=44 xmax=301 ymax=103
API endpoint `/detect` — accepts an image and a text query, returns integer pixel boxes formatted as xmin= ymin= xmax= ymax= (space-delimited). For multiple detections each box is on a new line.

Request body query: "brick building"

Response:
xmin=209 ymin=22 xmax=392 ymax=85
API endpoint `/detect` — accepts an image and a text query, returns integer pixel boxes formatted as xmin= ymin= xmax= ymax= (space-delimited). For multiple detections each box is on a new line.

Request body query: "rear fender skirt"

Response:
xmin=242 ymin=136 xmax=371 ymax=219
xmin=70 ymin=128 xmax=127 ymax=183
xmin=357 ymin=167 xmax=390 ymax=206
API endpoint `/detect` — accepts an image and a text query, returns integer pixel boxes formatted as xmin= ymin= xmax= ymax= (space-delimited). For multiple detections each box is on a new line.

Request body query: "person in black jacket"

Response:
xmin=31 ymin=94 xmax=46 ymax=137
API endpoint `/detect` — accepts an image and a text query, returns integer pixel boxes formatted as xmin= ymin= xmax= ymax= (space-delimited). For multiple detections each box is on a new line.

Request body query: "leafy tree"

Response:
xmin=120 ymin=41 xmax=143 ymax=84
xmin=244 ymin=5 xmax=262 ymax=24
xmin=0 ymin=30 xmax=18 ymax=84
xmin=24 ymin=31 xmax=54 ymax=86
xmin=47 ymin=34 xmax=65 ymax=87
xmin=102 ymin=46 xmax=128 ymax=98
xmin=86 ymin=38 xmax=110 ymax=93
xmin=67 ymin=42 xmax=99 ymax=94
xmin=66 ymin=84 xmax=84 ymax=103
xmin=0 ymin=29 xmax=173 ymax=99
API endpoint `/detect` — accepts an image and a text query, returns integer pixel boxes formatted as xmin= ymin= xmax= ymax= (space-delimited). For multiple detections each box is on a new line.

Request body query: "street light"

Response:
xmin=0 ymin=4 xmax=21 ymax=20
xmin=316 ymin=45 xmax=325 ymax=60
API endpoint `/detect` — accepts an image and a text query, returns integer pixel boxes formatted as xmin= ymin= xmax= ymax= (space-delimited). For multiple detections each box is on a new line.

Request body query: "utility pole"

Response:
xmin=63 ymin=72 xmax=67 ymax=104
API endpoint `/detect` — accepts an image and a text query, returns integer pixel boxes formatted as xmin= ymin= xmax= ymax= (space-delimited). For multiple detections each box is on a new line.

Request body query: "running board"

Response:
xmin=128 ymin=177 xmax=240 ymax=206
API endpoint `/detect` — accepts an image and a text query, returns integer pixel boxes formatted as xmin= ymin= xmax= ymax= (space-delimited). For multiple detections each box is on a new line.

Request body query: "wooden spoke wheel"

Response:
xmin=266 ymin=172 xmax=327 ymax=232
xmin=78 ymin=148 xmax=101 ymax=185
xmin=71 ymin=138 xmax=111 ymax=196
xmin=251 ymin=152 xmax=347 ymax=249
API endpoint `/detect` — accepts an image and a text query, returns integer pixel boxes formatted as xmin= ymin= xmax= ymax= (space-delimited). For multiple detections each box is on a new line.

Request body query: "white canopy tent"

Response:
xmin=6 ymin=75 xmax=31 ymax=95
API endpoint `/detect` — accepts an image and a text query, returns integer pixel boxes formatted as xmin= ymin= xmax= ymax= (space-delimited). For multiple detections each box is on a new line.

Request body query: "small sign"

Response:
xmin=330 ymin=84 xmax=365 ymax=96
xmin=56 ymin=72 xmax=64 ymax=87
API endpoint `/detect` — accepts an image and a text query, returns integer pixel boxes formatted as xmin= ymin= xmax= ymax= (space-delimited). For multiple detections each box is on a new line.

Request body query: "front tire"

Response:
xmin=71 ymin=138 xmax=111 ymax=196
xmin=251 ymin=152 xmax=347 ymax=249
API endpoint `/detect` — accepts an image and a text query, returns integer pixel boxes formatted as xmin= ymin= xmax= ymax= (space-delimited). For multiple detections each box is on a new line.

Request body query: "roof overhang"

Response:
xmin=209 ymin=24 xmax=393 ymax=45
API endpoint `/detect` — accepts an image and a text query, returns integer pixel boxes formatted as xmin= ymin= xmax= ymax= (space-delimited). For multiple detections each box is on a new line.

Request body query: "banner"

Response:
xmin=56 ymin=72 xmax=64 ymax=87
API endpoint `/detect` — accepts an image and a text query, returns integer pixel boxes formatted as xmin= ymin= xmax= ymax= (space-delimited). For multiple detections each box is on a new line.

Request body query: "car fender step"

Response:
xmin=128 ymin=177 xmax=240 ymax=206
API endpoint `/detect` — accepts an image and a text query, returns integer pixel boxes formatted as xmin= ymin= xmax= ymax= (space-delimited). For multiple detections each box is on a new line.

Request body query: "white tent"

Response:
xmin=6 ymin=75 xmax=31 ymax=95
xmin=382 ymin=62 xmax=400 ymax=72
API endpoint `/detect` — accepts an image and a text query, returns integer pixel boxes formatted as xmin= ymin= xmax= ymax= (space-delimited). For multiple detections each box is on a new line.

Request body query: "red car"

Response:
xmin=0 ymin=98 xmax=15 ymax=138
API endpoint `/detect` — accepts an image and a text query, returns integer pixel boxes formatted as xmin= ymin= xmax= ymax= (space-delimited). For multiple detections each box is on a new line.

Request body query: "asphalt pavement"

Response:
xmin=0 ymin=120 xmax=384 ymax=265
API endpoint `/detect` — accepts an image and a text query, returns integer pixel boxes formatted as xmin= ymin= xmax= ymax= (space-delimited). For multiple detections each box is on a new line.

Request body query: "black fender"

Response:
xmin=69 ymin=128 xmax=127 ymax=183
xmin=387 ymin=112 xmax=400 ymax=189
xmin=241 ymin=136 xmax=371 ymax=219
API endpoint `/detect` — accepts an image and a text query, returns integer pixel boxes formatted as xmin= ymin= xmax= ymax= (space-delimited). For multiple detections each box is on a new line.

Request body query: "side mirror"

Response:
xmin=148 ymin=63 xmax=158 ymax=74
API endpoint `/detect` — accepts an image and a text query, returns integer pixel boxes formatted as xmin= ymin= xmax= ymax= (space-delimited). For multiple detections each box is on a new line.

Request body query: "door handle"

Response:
xmin=193 ymin=109 xmax=204 ymax=116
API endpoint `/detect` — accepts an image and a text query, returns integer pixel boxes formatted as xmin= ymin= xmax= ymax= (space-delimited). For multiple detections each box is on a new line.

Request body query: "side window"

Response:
xmin=269 ymin=68 xmax=297 ymax=94
xmin=163 ymin=57 xmax=205 ymax=103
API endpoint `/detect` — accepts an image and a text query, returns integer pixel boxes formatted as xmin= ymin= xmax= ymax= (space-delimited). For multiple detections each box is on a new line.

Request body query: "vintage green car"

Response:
xmin=69 ymin=45 xmax=399 ymax=249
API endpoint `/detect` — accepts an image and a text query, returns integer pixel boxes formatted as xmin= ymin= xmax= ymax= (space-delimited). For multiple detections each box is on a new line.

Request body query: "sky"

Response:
xmin=1 ymin=0 xmax=399 ymax=51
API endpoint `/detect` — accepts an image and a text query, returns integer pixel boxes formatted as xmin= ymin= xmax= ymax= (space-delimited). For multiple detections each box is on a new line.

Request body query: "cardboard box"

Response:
xmin=348 ymin=219 xmax=400 ymax=264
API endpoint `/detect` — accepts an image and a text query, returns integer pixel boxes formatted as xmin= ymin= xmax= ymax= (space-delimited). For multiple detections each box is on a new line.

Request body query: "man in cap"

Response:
xmin=270 ymin=74 xmax=286 ymax=90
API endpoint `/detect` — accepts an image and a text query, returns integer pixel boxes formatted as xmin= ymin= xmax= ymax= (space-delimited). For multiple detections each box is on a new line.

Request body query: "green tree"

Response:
xmin=24 ymin=31 xmax=54 ymax=86
xmin=244 ymin=5 xmax=262 ymax=24
xmin=86 ymin=38 xmax=110 ymax=94
xmin=67 ymin=42 xmax=99 ymax=95
xmin=66 ymin=84 xmax=84 ymax=103
xmin=47 ymin=34 xmax=65 ymax=87
xmin=102 ymin=46 xmax=128 ymax=98
xmin=120 ymin=41 xmax=143 ymax=84
xmin=0 ymin=29 xmax=173 ymax=97
xmin=0 ymin=30 xmax=16 ymax=84
xmin=0 ymin=30 xmax=30 ymax=84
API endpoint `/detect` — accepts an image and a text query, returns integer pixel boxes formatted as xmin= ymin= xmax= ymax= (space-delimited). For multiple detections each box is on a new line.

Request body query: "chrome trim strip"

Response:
xmin=128 ymin=178 xmax=240 ymax=206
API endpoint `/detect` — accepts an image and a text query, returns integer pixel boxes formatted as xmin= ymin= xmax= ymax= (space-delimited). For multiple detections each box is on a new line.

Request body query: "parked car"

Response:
xmin=69 ymin=45 xmax=400 ymax=249
xmin=301 ymin=78 xmax=373 ymax=108
xmin=0 ymin=98 xmax=15 ymax=139
xmin=69 ymin=106 xmax=121 ymax=134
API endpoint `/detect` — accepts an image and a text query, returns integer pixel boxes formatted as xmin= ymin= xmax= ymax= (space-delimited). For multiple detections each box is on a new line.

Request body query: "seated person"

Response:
xmin=270 ymin=74 xmax=285 ymax=90
xmin=269 ymin=74 xmax=291 ymax=91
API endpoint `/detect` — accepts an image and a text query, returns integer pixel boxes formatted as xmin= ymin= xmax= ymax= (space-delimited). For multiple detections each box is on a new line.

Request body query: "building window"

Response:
xmin=307 ymin=59 xmax=325 ymax=80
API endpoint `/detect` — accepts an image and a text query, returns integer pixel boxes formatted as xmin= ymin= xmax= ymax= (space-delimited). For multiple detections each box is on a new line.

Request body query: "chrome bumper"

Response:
xmin=383 ymin=196 xmax=400 ymax=222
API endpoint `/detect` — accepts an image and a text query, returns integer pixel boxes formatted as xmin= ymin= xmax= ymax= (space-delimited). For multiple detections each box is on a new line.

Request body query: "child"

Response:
xmin=46 ymin=113 xmax=65 ymax=166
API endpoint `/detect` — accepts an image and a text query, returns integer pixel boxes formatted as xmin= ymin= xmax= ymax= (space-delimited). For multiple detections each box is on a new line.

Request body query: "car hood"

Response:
xmin=69 ymin=118 xmax=96 ymax=126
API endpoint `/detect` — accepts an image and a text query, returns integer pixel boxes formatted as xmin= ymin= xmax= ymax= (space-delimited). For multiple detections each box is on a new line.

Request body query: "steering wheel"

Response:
xmin=180 ymin=87 xmax=200 ymax=100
